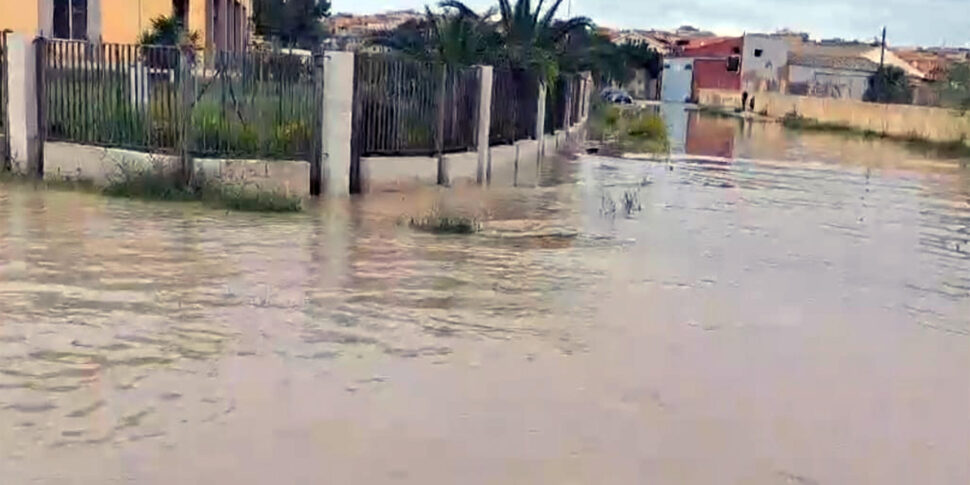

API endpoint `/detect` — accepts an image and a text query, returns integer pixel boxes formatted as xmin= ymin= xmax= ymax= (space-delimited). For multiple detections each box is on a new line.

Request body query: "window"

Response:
xmin=53 ymin=0 xmax=87 ymax=40
xmin=754 ymin=48 xmax=764 ymax=57
xmin=727 ymin=55 xmax=741 ymax=72
xmin=684 ymin=64 xmax=693 ymax=71
xmin=663 ymin=63 xmax=671 ymax=70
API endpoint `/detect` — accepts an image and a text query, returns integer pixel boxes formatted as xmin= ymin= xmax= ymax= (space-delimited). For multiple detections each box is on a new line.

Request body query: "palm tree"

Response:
xmin=493 ymin=0 xmax=591 ymax=80
xmin=379 ymin=0 xmax=591 ymax=80
xmin=374 ymin=2 xmax=498 ymax=68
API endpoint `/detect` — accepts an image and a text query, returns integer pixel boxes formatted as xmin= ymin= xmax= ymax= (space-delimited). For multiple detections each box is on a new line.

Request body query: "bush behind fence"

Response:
xmin=354 ymin=54 xmax=481 ymax=157
xmin=43 ymin=39 xmax=320 ymax=160
xmin=26 ymin=40 xmax=586 ymax=166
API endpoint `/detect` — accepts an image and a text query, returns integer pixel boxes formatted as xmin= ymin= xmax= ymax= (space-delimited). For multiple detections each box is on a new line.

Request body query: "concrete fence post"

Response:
xmin=535 ymin=81 xmax=546 ymax=158
xmin=5 ymin=33 xmax=42 ymax=176
xmin=321 ymin=51 xmax=354 ymax=197
xmin=475 ymin=65 xmax=493 ymax=185
xmin=563 ymin=77 xmax=572 ymax=131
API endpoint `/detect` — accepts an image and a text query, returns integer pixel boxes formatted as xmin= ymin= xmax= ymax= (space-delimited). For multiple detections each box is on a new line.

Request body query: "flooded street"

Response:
xmin=1 ymin=108 xmax=968 ymax=484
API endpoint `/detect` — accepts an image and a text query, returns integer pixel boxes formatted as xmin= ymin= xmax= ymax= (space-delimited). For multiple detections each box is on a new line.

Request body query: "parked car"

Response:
xmin=600 ymin=87 xmax=621 ymax=100
xmin=599 ymin=88 xmax=633 ymax=104
xmin=609 ymin=91 xmax=633 ymax=104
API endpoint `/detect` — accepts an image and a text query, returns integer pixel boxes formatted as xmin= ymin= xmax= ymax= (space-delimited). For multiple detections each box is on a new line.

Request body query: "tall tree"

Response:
xmin=375 ymin=2 xmax=499 ymax=67
xmin=493 ymin=0 xmax=591 ymax=80
xmin=938 ymin=63 xmax=970 ymax=111
xmin=253 ymin=0 xmax=331 ymax=48
xmin=864 ymin=66 xmax=913 ymax=104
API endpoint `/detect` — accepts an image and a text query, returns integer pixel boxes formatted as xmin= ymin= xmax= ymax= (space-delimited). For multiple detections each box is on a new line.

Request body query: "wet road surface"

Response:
xmin=1 ymin=110 xmax=968 ymax=483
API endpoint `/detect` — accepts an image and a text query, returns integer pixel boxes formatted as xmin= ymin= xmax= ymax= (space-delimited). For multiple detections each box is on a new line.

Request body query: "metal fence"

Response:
xmin=354 ymin=54 xmax=479 ymax=156
xmin=43 ymin=39 xmax=321 ymax=160
xmin=45 ymin=41 xmax=180 ymax=152
xmin=570 ymin=75 xmax=583 ymax=124
xmin=490 ymin=68 xmax=538 ymax=145
xmin=193 ymin=50 xmax=320 ymax=158
xmin=546 ymin=77 xmax=567 ymax=133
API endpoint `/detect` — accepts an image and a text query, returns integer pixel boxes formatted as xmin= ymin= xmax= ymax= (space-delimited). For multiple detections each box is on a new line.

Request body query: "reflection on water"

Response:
xmin=1 ymin=107 xmax=968 ymax=483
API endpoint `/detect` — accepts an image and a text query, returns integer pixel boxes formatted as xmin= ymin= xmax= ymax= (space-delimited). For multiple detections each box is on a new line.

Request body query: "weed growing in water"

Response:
xmin=409 ymin=210 xmax=479 ymax=234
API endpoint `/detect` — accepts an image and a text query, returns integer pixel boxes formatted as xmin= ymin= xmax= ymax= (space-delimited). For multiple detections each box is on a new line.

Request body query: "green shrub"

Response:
xmin=625 ymin=113 xmax=666 ymax=139
xmin=102 ymin=162 xmax=195 ymax=201
xmin=409 ymin=211 xmax=479 ymax=234
xmin=103 ymin=163 xmax=302 ymax=212
xmin=209 ymin=184 xmax=303 ymax=212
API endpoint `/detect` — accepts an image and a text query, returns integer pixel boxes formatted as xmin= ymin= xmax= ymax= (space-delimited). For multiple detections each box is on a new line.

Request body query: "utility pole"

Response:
xmin=879 ymin=26 xmax=887 ymax=69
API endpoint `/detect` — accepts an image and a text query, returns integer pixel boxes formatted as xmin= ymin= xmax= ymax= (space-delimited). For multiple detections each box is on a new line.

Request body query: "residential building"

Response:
xmin=681 ymin=37 xmax=743 ymax=97
xmin=740 ymin=34 xmax=789 ymax=93
xmin=661 ymin=58 xmax=694 ymax=102
xmin=895 ymin=48 xmax=969 ymax=81
xmin=785 ymin=53 xmax=879 ymax=100
xmin=325 ymin=10 xmax=421 ymax=51
xmin=0 ymin=0 xmax=251 ymax=51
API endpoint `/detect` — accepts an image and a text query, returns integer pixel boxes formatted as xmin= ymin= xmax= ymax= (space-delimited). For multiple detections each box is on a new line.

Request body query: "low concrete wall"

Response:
xmin=488 ymin=144 xmax=518 ymax=187
xmin=43 ymin=142 xmax=311 ymax=196
xmin=44 ymin=142 xmax=180 ymax=184
xmin=359 ymin=123 xmax=585 ymax=192
xmin=698 ymin=88 xmax=970 ymax=144
xmin=444 ymin=152 xmax=479 ymax=186
xmin=360 ymin=155 xmax=438 ymax=192
xmin=196 ymin=158 xmax=310 ymax=196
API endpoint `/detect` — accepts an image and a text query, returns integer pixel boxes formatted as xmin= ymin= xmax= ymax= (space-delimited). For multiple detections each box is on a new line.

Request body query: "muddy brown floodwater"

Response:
xmin=1 ymin=108 xmax=969 ymax=484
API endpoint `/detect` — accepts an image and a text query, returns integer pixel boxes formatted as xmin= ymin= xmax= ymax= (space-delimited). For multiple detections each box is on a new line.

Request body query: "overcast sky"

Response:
xmin=332 ymin=0 xmax=970 ymax=48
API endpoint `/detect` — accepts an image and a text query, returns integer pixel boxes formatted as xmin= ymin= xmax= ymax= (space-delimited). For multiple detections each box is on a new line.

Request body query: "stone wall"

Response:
xmin=698 ymin=88 xmax=970 ymax=144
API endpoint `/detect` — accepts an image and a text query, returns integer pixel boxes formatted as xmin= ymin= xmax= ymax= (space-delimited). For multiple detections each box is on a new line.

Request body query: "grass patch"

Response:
xmin=782 ymin=112 xmax=970 ymax=158
xmin=589 ymin=101 xmax=670 ymax=154
xmin=103 ymin=163 xmax=302 ymax=212
xmin=409 ymin=211 xmax=479 ymax=234
xmin=214 ymin=184 xmax=303 ymax=213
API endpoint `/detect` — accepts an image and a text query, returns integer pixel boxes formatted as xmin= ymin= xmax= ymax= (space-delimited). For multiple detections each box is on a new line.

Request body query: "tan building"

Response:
xmin=0 ymin=0 xmax=251 ymax=51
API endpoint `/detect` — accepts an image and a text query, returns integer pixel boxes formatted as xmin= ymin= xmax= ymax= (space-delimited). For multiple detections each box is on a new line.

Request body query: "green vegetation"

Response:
xmin=138 ymin=15 xmax=200 ymax=47
xmin=103 ymin=164 xmax=303 ymax=212
xmin=374 ymin=0 xmax=659 ymax=85
xmin=212 ymin=184 xmax=304 ymax=212
xmin=409 ymin=211 xmax=480 ymax=234
xmin=864 ymin=66 xmax=913 ymax=104
xmin=589 ymin=102 xmax=669 ymax=154
xmin=253 ymin=0 xmax=331 ymax=48
xmin=781 ymin=112 xmax=970 ymax=158
xmin=937 ymin=63 xmax=970 ymax=111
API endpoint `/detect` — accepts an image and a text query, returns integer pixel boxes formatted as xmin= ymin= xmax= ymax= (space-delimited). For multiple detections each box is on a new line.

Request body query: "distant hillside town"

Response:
xmin=322 ymin=10 xmax=970 ymax=106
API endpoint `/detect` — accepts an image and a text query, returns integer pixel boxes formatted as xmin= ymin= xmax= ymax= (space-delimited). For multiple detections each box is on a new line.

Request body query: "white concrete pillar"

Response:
xmin=321 ymin=51 xmax=354 ymax=196
xmin=129 ymin=62 xmax=149 ymax=109
xmin=535 ymin=82 xmax=546 ymax=158
xmin=568 ymin=78 xmax=576 ymax=129
xmin=475 ymin=65 xmax=493 ymax=185
xmin=37 ymin=0 xmax=54 ymax=38
xmin=5 ymin=34 xmax=42 ymax=175
xmin=87 ymin=0 xmax=102 ymax=42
